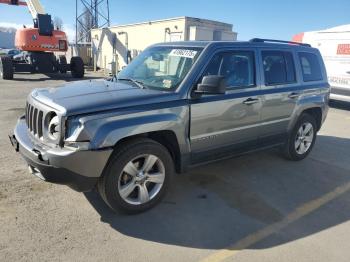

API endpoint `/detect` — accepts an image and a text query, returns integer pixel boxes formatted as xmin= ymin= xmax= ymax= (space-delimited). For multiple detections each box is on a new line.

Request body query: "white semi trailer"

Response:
xmin=293 ymin=24 xmax=350 ymax=102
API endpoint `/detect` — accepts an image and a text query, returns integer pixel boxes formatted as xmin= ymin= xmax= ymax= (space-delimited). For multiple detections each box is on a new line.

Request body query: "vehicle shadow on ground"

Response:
xmin=11 ymin=72 xmax=103 ymax=82
xmin=85 ymin=135 xmax=350 ymax=250
xmin=329 ymin=100 xmax=350 ymax=110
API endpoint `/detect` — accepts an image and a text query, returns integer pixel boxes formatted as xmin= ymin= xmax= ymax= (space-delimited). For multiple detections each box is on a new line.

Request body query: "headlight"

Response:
xmin=45 ymin=112 xmax=60 ymax=141
xmin=48 ymin=115 xmax=59 ymax=140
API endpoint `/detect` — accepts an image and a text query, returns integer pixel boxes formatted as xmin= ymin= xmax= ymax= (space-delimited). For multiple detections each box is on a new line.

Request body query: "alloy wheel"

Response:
xmin=295 ymin=122 xmax=314 ymax=155
xmin=117 ymin=154 xmax=165 ymax=205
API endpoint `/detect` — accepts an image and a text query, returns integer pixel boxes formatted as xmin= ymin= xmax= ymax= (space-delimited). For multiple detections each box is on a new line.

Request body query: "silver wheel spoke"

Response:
xmin=295 ymin=139 xmax=302 ymax=149
xmin=123 ymin=161 xmax=139 ymax=176
xmin=298 ymin=142 xmax=305 ymax=154
xmin=297 ymin=128 xmax=303 ymax=136
xmin=146 ymin=172 xmax=165 ymax=184
xmin=119 ymin=182 xmax=136 ymax=199
xmin=304 ymin=135 xmax=313 ymax=143
xmin=138 ymin=184 xmax=150 ymax=203
xmin=303 ymin=123 xmax=313 ymax=135
xmin=142 ymin=155 xmax=158 ymax=172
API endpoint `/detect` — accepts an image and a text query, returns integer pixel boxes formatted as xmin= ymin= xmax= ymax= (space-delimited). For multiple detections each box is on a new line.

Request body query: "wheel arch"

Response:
xmin=289 ymin=101 xmax=326 ymax=133
xmin=301 ymin=107 xmax=322 ymax=131
xmin=112 ymin=130 xmax=183 ymax=173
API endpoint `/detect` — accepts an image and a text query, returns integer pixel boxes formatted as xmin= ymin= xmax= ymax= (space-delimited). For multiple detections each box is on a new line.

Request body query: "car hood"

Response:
xmin=31 ymin=79 xmax=182 ymax=116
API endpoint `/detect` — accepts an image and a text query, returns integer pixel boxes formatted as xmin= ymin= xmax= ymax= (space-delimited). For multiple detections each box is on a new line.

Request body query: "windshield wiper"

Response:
xmin=117 ymin=78 xmax=146 ymax=89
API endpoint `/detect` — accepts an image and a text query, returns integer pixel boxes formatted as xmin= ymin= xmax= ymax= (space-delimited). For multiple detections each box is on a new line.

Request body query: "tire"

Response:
xmin=58 ymin=55 xmax=67 ymax=74
xmin=0 ymin=56 xmax=14 ymax=80
xmin=282 ymin=113 xmax=317 ymax=161
xmin=70 ymin=56 xmax=84 ymax=78
xmin=98 ymin=138 xmax=174 ymax=213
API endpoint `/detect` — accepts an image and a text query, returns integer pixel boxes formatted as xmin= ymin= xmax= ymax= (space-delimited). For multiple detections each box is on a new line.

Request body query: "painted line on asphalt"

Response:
xmin=200 ymin=181 xmax=350 ymax=262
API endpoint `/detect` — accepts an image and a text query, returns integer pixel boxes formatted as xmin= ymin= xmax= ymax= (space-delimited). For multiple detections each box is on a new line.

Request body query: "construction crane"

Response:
xmin=0 ymin=0 xmax=84 ymax=80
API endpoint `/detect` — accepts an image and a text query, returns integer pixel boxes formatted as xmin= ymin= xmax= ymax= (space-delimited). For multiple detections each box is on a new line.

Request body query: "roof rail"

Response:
xmin=249 ymin=38 xmax=311 ymax=47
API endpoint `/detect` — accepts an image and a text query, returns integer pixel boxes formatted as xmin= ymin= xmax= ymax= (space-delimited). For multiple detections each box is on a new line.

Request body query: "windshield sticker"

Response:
xmin=169 ymin=49 xmax=197 ymax=58
xmin=163 ymin=79 xmax=172 ymax=88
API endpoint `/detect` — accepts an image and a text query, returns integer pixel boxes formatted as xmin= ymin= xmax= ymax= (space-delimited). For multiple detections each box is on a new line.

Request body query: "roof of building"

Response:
xmin=92 ymin=16 xmax=233 ymax=30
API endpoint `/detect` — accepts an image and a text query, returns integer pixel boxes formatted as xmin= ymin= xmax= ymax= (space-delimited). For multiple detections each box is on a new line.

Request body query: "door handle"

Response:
xmin=243 ymin=97 xmax=259 ymax=105
xmin=288 ymin=92 xmax=300 ymax=99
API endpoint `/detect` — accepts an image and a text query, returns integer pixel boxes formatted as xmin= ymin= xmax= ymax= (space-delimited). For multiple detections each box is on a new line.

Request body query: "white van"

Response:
xmin=293 ymin=25 xmax=350 ymax=102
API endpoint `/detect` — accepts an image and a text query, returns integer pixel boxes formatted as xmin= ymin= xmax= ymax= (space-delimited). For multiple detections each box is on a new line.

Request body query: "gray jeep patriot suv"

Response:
xmin=10 ymin=39 xmax=330 ymax=213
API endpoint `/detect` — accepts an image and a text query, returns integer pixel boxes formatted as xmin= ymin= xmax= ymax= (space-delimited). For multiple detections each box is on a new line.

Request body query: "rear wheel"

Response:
xmin=70 ymin=56 xmax=84 ymax=78
xmin=282 ymin=113 xmax=317 ymax=161
xmin=98 ymin=138 xmax=174 ymax=213
xmin=0 ymin=56 xmax=14 ymax=80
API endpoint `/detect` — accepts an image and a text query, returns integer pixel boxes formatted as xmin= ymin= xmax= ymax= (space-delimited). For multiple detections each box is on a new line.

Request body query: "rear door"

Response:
xmin=258 ymin=49 xmax=299 ymax=145
xmin=190 ymin=48 xmax=262 ymax=163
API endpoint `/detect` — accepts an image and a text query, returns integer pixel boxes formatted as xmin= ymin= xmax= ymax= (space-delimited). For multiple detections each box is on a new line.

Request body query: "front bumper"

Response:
xmin=10 ymin=116 xmax=112 ymax=192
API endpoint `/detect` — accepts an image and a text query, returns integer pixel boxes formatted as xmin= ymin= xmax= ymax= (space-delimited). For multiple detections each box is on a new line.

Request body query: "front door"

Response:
xmin=190 ymin=49 xmax=262 ymax=163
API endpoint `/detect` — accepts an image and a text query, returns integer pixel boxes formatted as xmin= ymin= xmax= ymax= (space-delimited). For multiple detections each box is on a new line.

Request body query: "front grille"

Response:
xmin=25 ymin=102 xmax=44 ymax=138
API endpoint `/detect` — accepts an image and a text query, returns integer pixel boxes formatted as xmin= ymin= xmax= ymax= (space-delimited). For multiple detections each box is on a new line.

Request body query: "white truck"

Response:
xmin=293 ymin=24 xmax=350 ymax=102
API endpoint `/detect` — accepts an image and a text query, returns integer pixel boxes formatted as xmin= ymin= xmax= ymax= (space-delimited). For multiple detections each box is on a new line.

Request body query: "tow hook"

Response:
xmin=9 ymin=135 xmax=19 ymax=152
xmin=32 ymin=149 xmax=44 ymax=161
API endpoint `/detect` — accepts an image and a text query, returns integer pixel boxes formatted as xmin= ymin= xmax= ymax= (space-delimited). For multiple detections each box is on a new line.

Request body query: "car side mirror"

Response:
xmin=194 ymin=75 xmax=226 ymax=95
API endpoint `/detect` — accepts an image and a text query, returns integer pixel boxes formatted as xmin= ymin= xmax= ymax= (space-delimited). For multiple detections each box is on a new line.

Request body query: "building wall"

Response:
xmin=0 ymin=29 xmax=15 ymax=49
xmin=185 ymin=17 xmax=236 ymax=41
xmin=91 ymin=17 xmax=237 ymax=72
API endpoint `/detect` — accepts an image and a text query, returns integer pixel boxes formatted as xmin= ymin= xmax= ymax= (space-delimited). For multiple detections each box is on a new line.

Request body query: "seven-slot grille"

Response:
xmin=25 ymin=102 xmax=44 ymax=138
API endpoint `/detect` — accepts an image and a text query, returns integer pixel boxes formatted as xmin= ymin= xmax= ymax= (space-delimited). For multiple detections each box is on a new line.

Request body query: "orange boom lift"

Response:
xmin=0 ymin=0 xmax=84 ymax=79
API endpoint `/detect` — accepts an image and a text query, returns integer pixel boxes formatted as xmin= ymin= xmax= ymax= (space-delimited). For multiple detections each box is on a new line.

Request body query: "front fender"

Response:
xmin=82 ymin=106 xmax=190 ymax=154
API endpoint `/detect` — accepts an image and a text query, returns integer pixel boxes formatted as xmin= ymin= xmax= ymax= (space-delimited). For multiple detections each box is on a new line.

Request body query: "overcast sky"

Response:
xmin=0 ymin=0 xmax=349 ymax=41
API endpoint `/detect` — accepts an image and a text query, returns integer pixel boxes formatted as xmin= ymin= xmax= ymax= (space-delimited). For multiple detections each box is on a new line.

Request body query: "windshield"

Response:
xmin=117 ymin=46 xmax=202 ymax=90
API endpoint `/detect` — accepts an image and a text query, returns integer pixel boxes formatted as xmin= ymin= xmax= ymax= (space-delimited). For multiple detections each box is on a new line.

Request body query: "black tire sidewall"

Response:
xmin=58 ymin=56 xmax=67 ymax=73
xmin=100 ymin=140 xmax=174 ymax=213
xmin=287 ymin=113 xmax=317 ymax=160
xmin=70 ymin=57 xmax=84 ymax=78
xmin=0 ymin=56 xmax=13 ymax=80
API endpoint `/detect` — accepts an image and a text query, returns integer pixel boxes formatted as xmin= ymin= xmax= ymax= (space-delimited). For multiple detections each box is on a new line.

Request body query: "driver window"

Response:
xmin=201 ymin=51 xmax=256 ymax=89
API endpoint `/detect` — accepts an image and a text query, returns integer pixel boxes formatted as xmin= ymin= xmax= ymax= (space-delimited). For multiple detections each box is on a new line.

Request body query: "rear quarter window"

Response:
xmin=298 ymin=52 xmax=323 ymax=82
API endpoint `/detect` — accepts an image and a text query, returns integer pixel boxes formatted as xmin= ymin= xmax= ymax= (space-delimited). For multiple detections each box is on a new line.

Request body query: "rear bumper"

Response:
xmin=10 ymin=116 xmax=112 ymax=192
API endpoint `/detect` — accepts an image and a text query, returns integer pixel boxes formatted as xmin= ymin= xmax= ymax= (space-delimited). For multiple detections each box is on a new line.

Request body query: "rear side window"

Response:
xmin=262 ymin=51 xmax=296 ymax=85
xmin=298 ymin=52 xmax=323 ymax=82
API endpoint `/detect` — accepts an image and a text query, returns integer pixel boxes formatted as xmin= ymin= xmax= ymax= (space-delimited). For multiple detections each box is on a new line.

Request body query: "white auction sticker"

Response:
xmin=169 ymin=49 xmax=198 ymax=58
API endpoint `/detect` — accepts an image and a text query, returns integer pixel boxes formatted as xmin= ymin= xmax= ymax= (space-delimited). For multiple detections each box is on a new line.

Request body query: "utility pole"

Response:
xmin=75 ymin=0 xmax=110 ymax=44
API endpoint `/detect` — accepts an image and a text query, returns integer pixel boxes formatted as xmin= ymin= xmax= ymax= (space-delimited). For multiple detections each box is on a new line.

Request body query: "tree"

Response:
xmin=53 ymin=16 xmax=63 ymax=30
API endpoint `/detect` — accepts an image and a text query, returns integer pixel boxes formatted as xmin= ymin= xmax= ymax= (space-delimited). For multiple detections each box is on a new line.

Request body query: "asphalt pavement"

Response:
xmin=0 ymin=72 xmax=349 ymax=262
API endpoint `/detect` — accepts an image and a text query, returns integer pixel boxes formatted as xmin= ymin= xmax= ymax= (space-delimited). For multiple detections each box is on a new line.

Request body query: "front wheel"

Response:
xmin=98 ymin=138 xmax=174 ymax=213
xmin=282 ymin=113 xmax=317 ymax=161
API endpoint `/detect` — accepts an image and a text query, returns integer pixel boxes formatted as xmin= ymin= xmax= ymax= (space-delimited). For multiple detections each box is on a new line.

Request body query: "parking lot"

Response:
xmin=1 ymin=72 xmax=350 ymax=262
